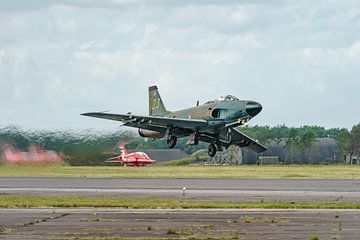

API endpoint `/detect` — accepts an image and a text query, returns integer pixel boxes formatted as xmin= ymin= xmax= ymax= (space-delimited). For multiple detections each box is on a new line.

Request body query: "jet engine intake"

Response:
xmin=138 ymin=129 xmax=165 ymax=139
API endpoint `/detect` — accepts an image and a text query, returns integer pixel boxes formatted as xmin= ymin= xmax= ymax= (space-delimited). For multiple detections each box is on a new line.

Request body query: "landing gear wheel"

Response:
xmin=167 ymin=135 xmax=177 ymax=149
xmin=208 ymin=143 xmax=217 ymax=157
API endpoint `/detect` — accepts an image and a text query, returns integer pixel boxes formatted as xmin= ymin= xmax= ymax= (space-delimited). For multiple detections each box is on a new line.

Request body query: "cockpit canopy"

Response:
xmin=205 ymin=95 xmax=239 ymax=104
xmin=136 ymin=152 xmax=150 ymax=159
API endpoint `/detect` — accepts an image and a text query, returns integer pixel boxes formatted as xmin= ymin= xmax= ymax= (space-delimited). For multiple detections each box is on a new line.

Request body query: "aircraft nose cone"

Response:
xmin=246 ymin=101 xmax=262 ymax=117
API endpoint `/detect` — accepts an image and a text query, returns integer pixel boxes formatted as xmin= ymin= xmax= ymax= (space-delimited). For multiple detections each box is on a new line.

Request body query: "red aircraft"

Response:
xmin=106 ymin=145 xmax=154 ymax=167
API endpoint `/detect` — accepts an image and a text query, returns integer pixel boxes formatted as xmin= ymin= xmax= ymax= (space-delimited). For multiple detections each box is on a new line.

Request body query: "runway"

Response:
xmin=1 ymin=208 xmax=360 ymax=239
xmin=1 ymin=177 xmax=360 ymax=203
xmin=1 ymin=178 xmax=360 ymax=239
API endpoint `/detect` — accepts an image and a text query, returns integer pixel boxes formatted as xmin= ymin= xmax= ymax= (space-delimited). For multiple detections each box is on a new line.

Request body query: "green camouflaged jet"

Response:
xmin=82 ymin=85 xmax=267 ymax=157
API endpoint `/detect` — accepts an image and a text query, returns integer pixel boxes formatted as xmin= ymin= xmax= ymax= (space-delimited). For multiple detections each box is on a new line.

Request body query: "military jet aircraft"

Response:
xmin=81 ymin=86 xmax=267 ymax=157
xmin=106 ymin=145 xmax=154 ymax=167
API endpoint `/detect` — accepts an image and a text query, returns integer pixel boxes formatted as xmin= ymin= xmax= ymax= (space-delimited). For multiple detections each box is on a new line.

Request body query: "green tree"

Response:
xmin=336 ymin=129 xmax=353 ymax=162
xmin=351 ymin=123 xmax=360 ymax=157
xmin=286 ymin=129 xmax=315 ymax=164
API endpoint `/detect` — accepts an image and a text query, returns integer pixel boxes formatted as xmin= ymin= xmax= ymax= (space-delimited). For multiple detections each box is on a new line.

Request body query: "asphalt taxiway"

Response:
xmin=1 ymin=208 xmax=360 ymax=239
xmin=1 ymin=177 xmax=360 ymax=203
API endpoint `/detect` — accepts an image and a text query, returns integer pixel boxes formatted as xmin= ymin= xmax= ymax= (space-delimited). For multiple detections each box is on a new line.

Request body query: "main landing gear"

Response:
xmin=167 ymin=135 xmax=177 ymax=149
xmin=207 ymin=144 xmax=217 ymax=157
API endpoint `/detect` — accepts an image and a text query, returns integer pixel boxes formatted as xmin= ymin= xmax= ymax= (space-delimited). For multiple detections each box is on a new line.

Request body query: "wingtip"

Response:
xmin=81 ymin=111 xmax=109 ymax=116
xmin=259 ymin=146 xmax=268 ymax=153
xmin=81 ymin=112 xmax=94 ymax=117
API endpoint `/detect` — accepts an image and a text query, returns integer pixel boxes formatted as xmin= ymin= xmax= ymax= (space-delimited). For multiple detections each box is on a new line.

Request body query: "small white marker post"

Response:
xmin=182 ymin=187 xmax=186 ymax=195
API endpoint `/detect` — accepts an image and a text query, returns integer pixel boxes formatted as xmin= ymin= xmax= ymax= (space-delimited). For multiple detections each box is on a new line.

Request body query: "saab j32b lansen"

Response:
xmin=82 ymin=86 xmax=267 ymax=157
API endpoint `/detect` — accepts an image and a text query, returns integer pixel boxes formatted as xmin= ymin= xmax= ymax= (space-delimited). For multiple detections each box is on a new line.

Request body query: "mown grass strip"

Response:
xmin=0 ymin=164 xmax=360 ymax=179
xmin=1 ymin=196 xmax=360 ymax=209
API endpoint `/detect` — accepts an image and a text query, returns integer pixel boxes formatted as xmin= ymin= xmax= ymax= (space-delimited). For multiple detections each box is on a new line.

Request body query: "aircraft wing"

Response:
xmin=105 ymin=160 xmax=122 ymax=163
xmin=81 ymin=112 xmax=208 ymax=130
xmin=229 ymin=127 xmax=268 ymax=153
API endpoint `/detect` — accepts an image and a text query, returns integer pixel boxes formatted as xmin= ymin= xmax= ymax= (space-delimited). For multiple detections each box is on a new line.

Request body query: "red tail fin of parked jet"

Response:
xmin=106 ymin=145 xmax=154 ymax=167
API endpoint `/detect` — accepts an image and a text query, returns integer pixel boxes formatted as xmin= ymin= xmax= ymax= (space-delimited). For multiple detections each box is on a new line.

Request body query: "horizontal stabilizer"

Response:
xmin=230 ymin=127 xmax=268 ymax=153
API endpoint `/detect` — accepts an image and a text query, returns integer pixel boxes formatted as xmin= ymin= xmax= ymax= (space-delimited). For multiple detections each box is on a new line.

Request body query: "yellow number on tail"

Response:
xmin=152 ymin=98 xmax=157 ymax=111
xmin=156 ymin=98 xmax=161 ymax=109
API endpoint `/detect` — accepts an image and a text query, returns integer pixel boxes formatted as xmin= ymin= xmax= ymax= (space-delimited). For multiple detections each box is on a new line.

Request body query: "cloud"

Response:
xmin=293 ymin=40 xmax=360 ymax=68
xmin=0 ymin=0 xmax=359 ymax=130
xmin=56 ymin=17 xmax=77 ymax=32
xmin=342 ymin=41 xmax=360 ymax=60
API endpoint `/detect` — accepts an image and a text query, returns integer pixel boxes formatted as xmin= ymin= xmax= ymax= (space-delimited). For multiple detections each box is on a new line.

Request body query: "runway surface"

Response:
xmin=1 ymin=178 xmax=360 ymax=239
xmin=1 ymin=177 xmax=360 ymax=203
xmin=1 ymin=208 xmax=360 ymax=239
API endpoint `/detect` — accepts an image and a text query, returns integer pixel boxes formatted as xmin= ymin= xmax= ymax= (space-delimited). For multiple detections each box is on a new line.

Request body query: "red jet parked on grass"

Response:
xmin=106 ymin=146 xmax=154 ymax=167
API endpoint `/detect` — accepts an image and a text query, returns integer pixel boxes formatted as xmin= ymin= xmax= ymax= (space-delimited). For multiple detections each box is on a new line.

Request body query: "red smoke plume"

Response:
xmin=0 ymin=144 xmax=64 ymax=165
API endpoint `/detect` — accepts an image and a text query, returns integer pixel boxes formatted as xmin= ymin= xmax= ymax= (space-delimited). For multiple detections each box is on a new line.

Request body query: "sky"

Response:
xmin=0 ymin=0 xmax=359 ymax=131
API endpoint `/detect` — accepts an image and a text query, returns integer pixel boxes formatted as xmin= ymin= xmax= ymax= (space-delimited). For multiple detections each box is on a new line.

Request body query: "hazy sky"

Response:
xmin=0 ymin=0 xmax=359 ymax=130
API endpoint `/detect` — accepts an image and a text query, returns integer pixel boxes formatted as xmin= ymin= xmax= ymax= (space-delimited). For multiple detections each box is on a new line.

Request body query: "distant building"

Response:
xmin=243 ymin=137 xmax=337 ymax=164
xmin=128 ymin=149 xmax=189 ymax=162
xmin=258 ymin=156 xmax=279 ymax=165
xmin=346 ymin=155 xmax=358 ymax=165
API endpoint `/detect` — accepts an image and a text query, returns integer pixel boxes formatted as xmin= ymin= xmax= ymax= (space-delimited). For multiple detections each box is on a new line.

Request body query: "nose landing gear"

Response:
xmin=207 ymin=142 xmax=223 ymax=157
xmin=226 ymin=127 xmax=233 ymax=144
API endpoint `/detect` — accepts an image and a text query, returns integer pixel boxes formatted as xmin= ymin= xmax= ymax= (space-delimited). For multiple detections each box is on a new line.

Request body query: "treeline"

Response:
xmin=0 ymin=123 xmax=359 ymax=165
xmin=241 ymin=125 xmax=347 ymax=142
xmin=240 ymin=124 xmax=360 ymax=164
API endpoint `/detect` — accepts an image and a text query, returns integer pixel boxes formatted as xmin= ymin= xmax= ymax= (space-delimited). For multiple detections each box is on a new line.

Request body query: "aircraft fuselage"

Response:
xmin=159 ymin=99 xmax=262 ymax=136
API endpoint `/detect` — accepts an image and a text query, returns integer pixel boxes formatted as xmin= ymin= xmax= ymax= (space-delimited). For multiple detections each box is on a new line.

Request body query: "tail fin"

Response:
xmin=149 ymin=85 xmax=168 ymax=116
xmin=118 ymin=146 xmax=127 ymax=157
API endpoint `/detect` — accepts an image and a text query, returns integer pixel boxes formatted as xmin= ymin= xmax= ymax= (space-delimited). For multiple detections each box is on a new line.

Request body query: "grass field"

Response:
xmin=1 ymin=196 xmax=360 ymax=209
xmin=0 ymin=164 xmax=359 ymax=179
